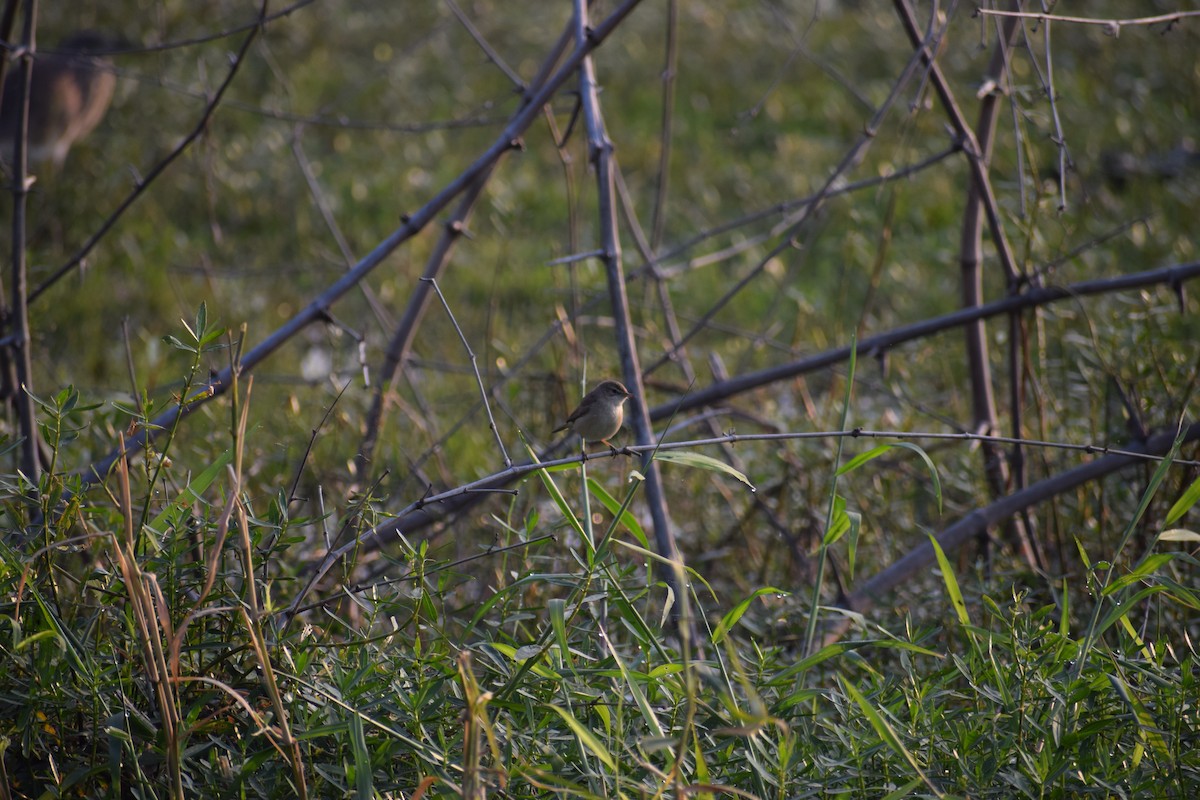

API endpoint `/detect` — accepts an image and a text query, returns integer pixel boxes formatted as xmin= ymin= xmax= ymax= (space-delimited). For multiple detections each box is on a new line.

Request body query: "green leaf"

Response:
xmin=1108 ymin=668 xmax=1172 ymax=762
xmin=837 ymin=442 xmax=942 ymax=513
xmin=489 ymin=642 xmax=560 ymax=680
xmin=1166 ymin=475 xmax=1200 ymax=524
xmin=109 ymin=400 xmax=144 ymax=419
xmin=892 ymin=441 xmax=943 ymax=513
xmin=146 ymin=449 xmax=233 ymax=535
xmin=56 ymin=385 xmax=78 ymax=413
xmin=653 ymin=450 xmax=755 ymax=491
xmin=846 ymin=508 xmax=862 ymax=577
xmin=602 ymin=626 xmax=665 ymax=738
xmin=713 ymin=587 xmax=786 ymax=645
xmin=548 ymin=704 xmax=616 ymax=771
xmin=929 ymin=534 xmax=970 ymax=626
xmin=1160 ymin=528 xmax=1200 ymax=542
xmin=836 ymin=445 xmax=892 ymax=475
xmin=823 ymin=495 xmax=849 ymax=545
xmin=549 ymin=599 xmax=572 ymax=670
xmin=349 ymin=712 xmax=373 ymax=800
xmin=839 ymin=677 xmax=930 ymax=784
xmin=586 ymin=477 xmax=649 ymax=549
xmin=523 ymin=442 xmax=585 ymax=541
xmin=162 ymin=334 xmax=194 ymax=353
xmin=881 ymin=779 xmax=926 ymax=800
xmin=1096 ymin=585 xmax=1171 ymax=636
xmin=1102 ymin=553 xmax=1174 ymax=596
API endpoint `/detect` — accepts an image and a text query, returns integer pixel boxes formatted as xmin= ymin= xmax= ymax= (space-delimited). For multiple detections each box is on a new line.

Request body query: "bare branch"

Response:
xmin=310 ymin=259 xmax=1200 ymax=566
xmin=976 ymin=8 xmax=1200 ymax=35
xmin=423 ymin=277 xmax=512 ymax=467
xmin=30 ymin=3 xmax=267 ymax=301
xmin=7 ymin=1 xmax=39 ymax=486
xmin=78 ymin=0 xmax=649 ymax=491
xmin=826 ymin=419 xmax=1200 ymax=644
xmin=574 ymin=0 xmax=687 ymax=626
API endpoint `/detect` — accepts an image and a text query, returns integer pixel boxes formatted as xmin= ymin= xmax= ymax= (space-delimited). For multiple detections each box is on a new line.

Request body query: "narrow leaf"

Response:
xmin=653 ymin=451 xmax=755 ymax=491
xmin=1166 ymin=475 xmax=1200 ymax=525
xmin=548 ymin=704 xmax=616 ymax=771
xmin=587 ymin=478 xmax=649 ymax=549
xmin=929 ymin=534 xmax=970 ymax=626
xmin=712 ymin=588 xmax=786 ymax=645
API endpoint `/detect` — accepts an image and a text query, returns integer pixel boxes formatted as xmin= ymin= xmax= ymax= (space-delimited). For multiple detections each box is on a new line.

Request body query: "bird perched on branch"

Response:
xmin=553 ymin=380 xmax=631 ymax=450
xmin=0 ymin=31 xmax=120 ymax=171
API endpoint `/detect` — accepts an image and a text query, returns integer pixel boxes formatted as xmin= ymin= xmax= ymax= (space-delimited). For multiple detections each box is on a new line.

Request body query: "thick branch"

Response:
xmin=575 ymin=0 xmax=684 ymax=579
xmin=653 ymin=262 xmax=1200 ymax=419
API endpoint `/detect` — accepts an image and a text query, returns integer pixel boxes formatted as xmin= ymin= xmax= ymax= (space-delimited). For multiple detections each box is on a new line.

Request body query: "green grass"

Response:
xmin=2 ymin=406 xmax=1196 ymax=797
xmin=2 ymin=312 xmax=1196 ymax=796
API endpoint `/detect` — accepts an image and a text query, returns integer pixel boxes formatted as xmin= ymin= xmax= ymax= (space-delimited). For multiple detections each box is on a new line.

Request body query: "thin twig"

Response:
xmin=290 ymin=132 xmax=393 ymax=330
xmin=423 ymin=277 xmax=512 ymax=467
xmin=287 ymin=379 xmax=352 ymax=507
xmin=976 ymin=8 xmax=1200 ymax=33
xmin=547 ymin=249 xmax=605 ymax=266
xmin=319 ymin=258 xmax=1200 ymax=555
xmin=354 ymin=169 xmax=493 ymax=480
xmin=894 ymin=0 xmax=1024 ymax=289
xmin=8 ymin=3 xmax=40 ymax=485
xmin=650 ymin=145 xmax=961 ymax=277
xmin=649 ymin=0 xmax=678 ymax=252
xmin=825 ymin=418 xmax=1200 ymax=644
xmin=1038 ymin=13 xmax=1070 ymax=210
xmin=78 ymin=0 xmax=648 ymax=490
xmin=29 ymin=2 xmax=268 ymax=302
xmin=643 ymin=13 xmax=953 ymax=375
xmin=444 ymin=0 xmax=523 ymax=88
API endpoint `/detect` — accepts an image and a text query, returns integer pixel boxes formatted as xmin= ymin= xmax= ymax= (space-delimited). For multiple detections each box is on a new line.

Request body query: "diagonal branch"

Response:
xmin=30 ymin=2 xmax=267 ymax=302
xmin=354 ymin=7 xmax=577 ymax=483
xmin=77 ymin=0 xmax=648 ymax=492
xmin=321 ymin=260 xmax=1200 ymax=560
xmin=653 ymin=261 xmax=1200 ymax=418
xmin=893 ymin=0 xmax=1023 ymax=288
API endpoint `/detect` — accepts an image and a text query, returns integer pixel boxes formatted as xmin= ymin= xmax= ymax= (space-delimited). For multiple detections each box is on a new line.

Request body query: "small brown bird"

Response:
xmin=0 ymin=31 xmax=120 ymax=170
xmin=553 ymin=380 xmax=631 ymax=449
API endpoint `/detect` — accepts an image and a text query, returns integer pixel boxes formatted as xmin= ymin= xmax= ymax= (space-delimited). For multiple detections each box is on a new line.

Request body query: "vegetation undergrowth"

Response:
xmin=1 ymin=326 xmax=1196 ymax=798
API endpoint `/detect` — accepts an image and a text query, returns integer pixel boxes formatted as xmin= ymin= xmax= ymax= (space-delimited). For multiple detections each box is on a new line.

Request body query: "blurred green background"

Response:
xmin=11 ymin=0 xmax=1199 ymax=583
